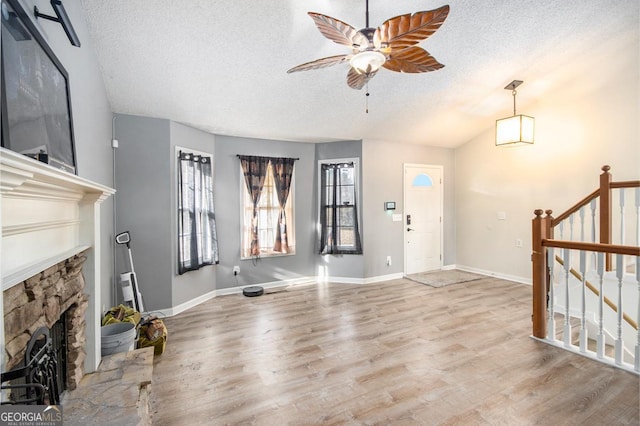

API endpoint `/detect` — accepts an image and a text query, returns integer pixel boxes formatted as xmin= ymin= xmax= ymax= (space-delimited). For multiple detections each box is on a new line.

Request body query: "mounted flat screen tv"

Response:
xmin=1 ymin=0 xmax=77 ymax=174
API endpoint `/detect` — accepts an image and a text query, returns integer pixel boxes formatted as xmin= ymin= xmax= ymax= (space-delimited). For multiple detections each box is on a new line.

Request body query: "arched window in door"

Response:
xmin=412 ymin=173 xmax=433 ymax=187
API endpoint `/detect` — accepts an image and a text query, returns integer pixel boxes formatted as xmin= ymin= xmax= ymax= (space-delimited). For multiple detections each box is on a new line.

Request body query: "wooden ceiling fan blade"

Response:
xmin=383 ymin=46 xmax=444 ymax=73
xmin=308 ymin=12 xmax=367 ymax=47
xmin=287 ymin=55 xmax=350 ymax=73
xmin=375 ymin=5 xmax=450 ymax=50
xmin=347 ymin=67 xmax=377 ymax=90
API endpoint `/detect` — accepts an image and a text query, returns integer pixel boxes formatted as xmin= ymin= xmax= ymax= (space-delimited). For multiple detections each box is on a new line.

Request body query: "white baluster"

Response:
xmin=614 ymin=254 xmax=624 ymax=365
xmin=591 ymin=199 xmax=597 ymax=267
xmin=636 ymin=188 xmax=640 ymax=248
xmin=547 ymin=248 xmax=556 ymax=341
xmin=563 ymin=248 xmax=572 ymax=347
xmin=635 ymin=255 xmax=639 ymax=372
xmin=579 ymin=250 xmax=588 ymax=353
xmin=590 ymin=199 xmax=597 ymax=243
xmin=596 ymin=252 xmax=605 ymax=359
xmin=559 ymin=221 xmax=564 ymax=240
xmin=579 ymin=206 xmax=585 ymax=243
xmin=569 ymin=214 xmax=574 ymax=242
xmin=619 ymin=189 xmax=625 ymax=245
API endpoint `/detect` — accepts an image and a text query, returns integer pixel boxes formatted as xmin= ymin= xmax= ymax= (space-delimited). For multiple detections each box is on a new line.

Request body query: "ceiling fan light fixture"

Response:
xmin=350 ymin=50 xmax=385 ymax=75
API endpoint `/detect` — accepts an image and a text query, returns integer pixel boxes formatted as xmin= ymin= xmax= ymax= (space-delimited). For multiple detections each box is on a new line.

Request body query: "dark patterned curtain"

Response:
xmin=178 ymin=151 xmax=219 ymax=274
xmin=319 ymin=162 xmax=362 ymax=255
xmin=239 ymin=155 xmax=270 ymax=256
xmin=271 ymin=157 xmax=296 ymax=252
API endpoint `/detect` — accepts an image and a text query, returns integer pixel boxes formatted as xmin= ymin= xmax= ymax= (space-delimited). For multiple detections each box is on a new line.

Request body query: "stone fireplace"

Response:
xmin=1 ymin=148 xmax=114 ymax=380
xmin=4 ymin=252 xmax=89 ymax=389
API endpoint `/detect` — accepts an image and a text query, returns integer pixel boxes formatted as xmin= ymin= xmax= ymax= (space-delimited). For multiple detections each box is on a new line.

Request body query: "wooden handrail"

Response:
xmin=551 ymin=189 xmax=599 ymax=226
xmin=542 ymin=240 xmax=640 ymax=256
xmin=550 ymin=170 xmax=638 ymax=228
xmin=610 ymin=180 xmax=640 ymax=189
xmin=532 ymin=165 xmax=639 ymax=343
xmin=555 ymin=255 xmax=638 ymax=331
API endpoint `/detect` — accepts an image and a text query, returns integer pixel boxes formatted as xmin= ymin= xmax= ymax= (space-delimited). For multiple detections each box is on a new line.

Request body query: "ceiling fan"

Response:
xmin=287 ymin=1 xmax=450 ymax=90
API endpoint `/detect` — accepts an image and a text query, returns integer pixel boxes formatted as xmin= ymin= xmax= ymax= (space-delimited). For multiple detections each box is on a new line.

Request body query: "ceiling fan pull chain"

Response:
xmin=365 ymin=83 xmax=370 ymax=114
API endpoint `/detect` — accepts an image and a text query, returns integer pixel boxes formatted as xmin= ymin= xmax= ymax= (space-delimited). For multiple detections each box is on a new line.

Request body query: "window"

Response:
xmin=319 ymin=159 xmax=362 ymax=254
xmin=240 ymin=156 xmax=295 ymax=259
xmin=177 ymin=150 xmax=219 ymax=274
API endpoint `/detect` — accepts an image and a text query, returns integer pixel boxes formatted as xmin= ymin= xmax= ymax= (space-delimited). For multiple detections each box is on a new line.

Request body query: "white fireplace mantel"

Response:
xmin=1 ymin=147 xmax=115 ymax=373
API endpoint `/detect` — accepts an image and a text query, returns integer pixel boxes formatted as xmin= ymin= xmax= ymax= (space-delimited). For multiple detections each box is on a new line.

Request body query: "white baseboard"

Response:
xmin=363 ymin=272 xmax=404 ymax=284
xmin=441 ymin=264 xmax=457 ymax=271
xmin=216 ymin=276 xmax=317 ymax=296
xmin=317 ymin=272 xmax=404 ymax=285
xmin=151 ymin=289 xmax=217 ymax=318
xmin=456 ymin=265 xmax=531 ymax=285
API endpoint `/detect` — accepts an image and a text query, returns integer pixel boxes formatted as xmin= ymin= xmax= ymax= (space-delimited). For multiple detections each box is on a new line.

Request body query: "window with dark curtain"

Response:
xmin=239 ymin=155 xmax=270 ymax=257
xmin=319 ymin=161 xmax=363 ymax=254
xmin=177 ymin=151 xmax=219 ymax=274
xmin=239 ymin=155 xmax=296 ymax=258
xmin=271 ymin=157 xmax=296 ymax=253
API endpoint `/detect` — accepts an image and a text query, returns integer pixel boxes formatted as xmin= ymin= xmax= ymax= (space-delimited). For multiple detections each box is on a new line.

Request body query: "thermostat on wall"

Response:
xmin=384 ymin=201 xmax=396 ymax=211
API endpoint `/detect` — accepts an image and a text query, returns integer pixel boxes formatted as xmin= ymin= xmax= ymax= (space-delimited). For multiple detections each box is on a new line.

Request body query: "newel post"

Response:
xmin=532 ymin=209 xmax=552 ymax=338
xmin=599 ymin=165 xmax=612 ymax=270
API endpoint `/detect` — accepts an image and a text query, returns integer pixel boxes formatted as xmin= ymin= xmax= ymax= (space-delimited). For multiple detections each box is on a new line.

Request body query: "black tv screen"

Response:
xmin=1 ymin=0 xmax=76 ymax=174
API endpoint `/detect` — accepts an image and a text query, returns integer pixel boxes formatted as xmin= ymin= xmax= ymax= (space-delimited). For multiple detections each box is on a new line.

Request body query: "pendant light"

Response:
xmin=495 ymin=80 xmax=534 ymax=146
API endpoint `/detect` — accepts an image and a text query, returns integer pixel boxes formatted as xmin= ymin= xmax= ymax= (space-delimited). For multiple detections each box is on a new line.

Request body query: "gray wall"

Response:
xmin=114 ymin=115 xmax=219 ymax=311
xmin=114 ymin=115 xmax=173 ymax=312
xmin=362 ymin=139 xmax=456 ymax=278
xmin=169 ymin=122 xmax=216 ymax=306
xmin=214 ymin=135 xmax=316 ymax=289
xmin=315 ymin=141 xmax=365 ymax=279
xmin=14 ymin=0 xmax=115 ymax=309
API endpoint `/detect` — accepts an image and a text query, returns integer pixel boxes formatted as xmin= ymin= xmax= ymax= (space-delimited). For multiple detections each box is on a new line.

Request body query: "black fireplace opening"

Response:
xmin=51 ymin=311 xmax=68 ymax=395
xmin=1 ymin=311 xmax=68 ymax=405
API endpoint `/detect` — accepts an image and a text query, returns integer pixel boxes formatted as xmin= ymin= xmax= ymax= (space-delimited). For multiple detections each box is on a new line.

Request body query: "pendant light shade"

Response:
xmin=496 ymin=114 xmax=535 ymax=146
xmin=495 ymin=80 xmax=534 ymax=146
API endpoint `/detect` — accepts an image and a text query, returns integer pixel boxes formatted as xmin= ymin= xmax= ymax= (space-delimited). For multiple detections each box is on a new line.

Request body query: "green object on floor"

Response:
xmin=102 ymin=304 xmax=141 ymax=326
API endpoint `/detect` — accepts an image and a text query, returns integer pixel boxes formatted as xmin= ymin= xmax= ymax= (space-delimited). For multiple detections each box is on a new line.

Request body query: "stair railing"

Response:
xmin=532 ymin=165 xmax=640 ymax=373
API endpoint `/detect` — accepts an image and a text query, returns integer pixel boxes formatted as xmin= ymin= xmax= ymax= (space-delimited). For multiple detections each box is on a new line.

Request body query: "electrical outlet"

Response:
xmin=233 ymin=265 xmax=240 ymax=275
xmin=386 ymin=256 xmax=392 ymax=266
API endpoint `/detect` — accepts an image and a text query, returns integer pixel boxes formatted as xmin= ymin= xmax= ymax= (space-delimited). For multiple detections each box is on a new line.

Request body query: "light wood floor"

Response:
xmin=150 ymin=277 xmax=639 ymax=425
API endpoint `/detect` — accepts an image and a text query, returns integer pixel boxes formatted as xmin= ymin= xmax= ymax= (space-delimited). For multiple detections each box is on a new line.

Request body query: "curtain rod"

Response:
xmin=236 ymin=155 xmax=299 ymax=160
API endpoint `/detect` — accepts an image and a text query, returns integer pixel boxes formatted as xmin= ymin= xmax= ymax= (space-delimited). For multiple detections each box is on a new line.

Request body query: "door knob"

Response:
xmin=407 ymin=227 xmax=414 ymax=231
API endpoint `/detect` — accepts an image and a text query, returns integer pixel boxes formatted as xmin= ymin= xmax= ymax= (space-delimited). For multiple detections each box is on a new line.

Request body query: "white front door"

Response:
xmin=404 ymin=164 xmax=443 ymax=275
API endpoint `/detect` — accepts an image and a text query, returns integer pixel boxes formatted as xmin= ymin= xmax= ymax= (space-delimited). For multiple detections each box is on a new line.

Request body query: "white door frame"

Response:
xmin=403 ymin=163 xmax=444 ymax=275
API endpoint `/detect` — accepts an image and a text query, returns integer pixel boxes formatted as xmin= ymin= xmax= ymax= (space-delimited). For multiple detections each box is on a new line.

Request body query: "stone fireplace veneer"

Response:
xmin=4 ymin=252 xmax=89 ymax=389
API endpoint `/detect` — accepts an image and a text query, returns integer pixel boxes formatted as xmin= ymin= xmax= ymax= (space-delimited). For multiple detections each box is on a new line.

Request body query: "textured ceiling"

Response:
xmin=79 ymin=0 xmax=637 ymax=147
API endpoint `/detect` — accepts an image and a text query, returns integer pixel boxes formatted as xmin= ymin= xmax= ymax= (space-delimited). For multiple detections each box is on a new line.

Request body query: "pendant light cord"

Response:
xmin=512 ymin=89 xmax=517 ymax=115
